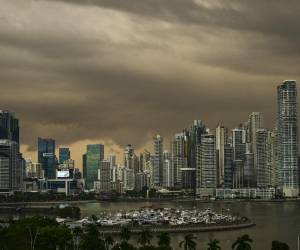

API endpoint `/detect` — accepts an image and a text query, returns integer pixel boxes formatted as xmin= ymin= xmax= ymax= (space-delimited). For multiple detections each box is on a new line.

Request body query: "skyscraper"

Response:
xmin=84 ymin=144 xmax=104 ymax=189
xmin=38 ymin=137 xmax=56 ymax=179
xmin=232 ymin=128 xmax=246 ymax=161
xmin=256 ymin=129 xmax=270 ymax=187
xmin=171 ymin=133 xmax=187 ymax=188
xmin=0 ymin=140 xmax=24 ymax=192
xmin=0 ymin=110 xmax=19 ymax=144
xmin=224 ymin=144 xmax=233 ymax=188
xmin=248 ymin=112 xmax=263 ymax=172
xmin=196 ymin=133 xmax=217 ymax=194
xmin=59 ymin=148 xmax=70 ymax=164
xmin=216 ymin=125 xmax=228 ymax=187
xmin=187 ymin=120 xmax=207 ymax=170
xmin=98 ymin=160 xmax=111 ymax=193
xmin=153 ymin=135 xmax=163 ymax=186
xmin=277 ymin=80 xmax=299 ymax=197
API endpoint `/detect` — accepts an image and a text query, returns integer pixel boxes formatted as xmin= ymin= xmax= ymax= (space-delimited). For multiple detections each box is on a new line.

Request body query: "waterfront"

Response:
xmin=77 ymin=200 xmax=300 ymax=250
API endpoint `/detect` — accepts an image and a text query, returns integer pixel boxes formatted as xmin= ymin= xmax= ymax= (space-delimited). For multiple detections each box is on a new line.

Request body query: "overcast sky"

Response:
xmin=1 ymin=0 xmax=300 ymax=167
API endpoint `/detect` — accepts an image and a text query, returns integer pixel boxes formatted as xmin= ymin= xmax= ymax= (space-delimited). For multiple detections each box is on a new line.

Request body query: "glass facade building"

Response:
xmin=84 ymin=144 xmax=104 ymax=189
xmin=277 ymin=80 xmax=299 ymax=196
xmin=59 ymin=147 xmax=70 ymax=164
xmin=0 ymin=110 xmax=19 ymax=144
xmin=38 ymin=137 xmax=56 ymax=179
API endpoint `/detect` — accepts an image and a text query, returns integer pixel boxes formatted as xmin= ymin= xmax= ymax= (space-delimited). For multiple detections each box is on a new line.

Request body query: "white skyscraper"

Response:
xmin=196 ymin=133 xmax=217 ymax=195
xmin=153 ymin=135 xmax=163 ymax=186
xmin=216 ymin=125 xmax=228 ymax=187
xmin=277 ymin=80 xmax=299 ymax=197
xmin=171 ymin=133 xmax=188 ymax=188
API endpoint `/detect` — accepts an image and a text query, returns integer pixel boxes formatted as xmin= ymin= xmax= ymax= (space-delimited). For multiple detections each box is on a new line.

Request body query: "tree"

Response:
xmin=179 ymin=234 xmax=197 ymax=250
xmin=271 ymin=241 xmax=290 ymax=250
xmin=207 ymin=239 xmax=221 ymax=250
xmin=232 ymin=234 xmax=253 ymax=250
xmin=137 ymin=229 xmax=153 ymax=247
xmin=72 ymin=227 xmax=83 ymax=250
xmin=104 ymin=235 xmax=115 ymax=250
xmin=120 ymin=227 xmax=131 ymax=242
xmin=80 ymin=224 xmax=105 ymax=250
xmin=157 ymin=232 xmax=172 ymax=250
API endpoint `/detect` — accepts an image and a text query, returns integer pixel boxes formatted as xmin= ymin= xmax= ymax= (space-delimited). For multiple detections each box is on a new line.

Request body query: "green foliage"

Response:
xmin=179 ymin=234 xmax=197 ymax=250
xmin=0 ymin=218 xmax=292 ymax=250
xmin=120 ymin=227 xmax=131 ymax=242
xmin=80 ymin=224 xmax=105 ymax=250
xmin=271 ymin=241 xmax=290 ymax=250
xmin=232 ymin=234 xmax=253 ymax=250
xmin=137 ymin=229 xmax=153 ymax=246
xmin=207 ymin=239 xmax=221 ymax=250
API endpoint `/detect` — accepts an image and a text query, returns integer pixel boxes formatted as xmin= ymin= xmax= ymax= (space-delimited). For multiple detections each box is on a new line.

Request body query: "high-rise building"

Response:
xmin=82 ymin=153 xmax=87 ymax=179
xmin=135 ymin=172 xmax=148 ymax=192
xmin=107 ymin=155 xmax=117 ymax=168
xmin=124 ymin=144 xmax=134 ymax=169
xmin=122 ymin=167 xmax=135 ymax=191
xmin=181 ymin=168 xmax=196 ymax=190
xmin=233 ymin=160 xmax=244 ymax=188
xmin=277 ymin=80 xmax=299 ymax=197
xmin=216 ymin=125 xmax=228 ymax=187
xmin=139 ymin=150 xmax=151 ymax=172
xmin=256 ymin=129 xmax=270 ymax=187
xmin=244 ymin=150 xmax=255 ymax=187
xmin=232 ymin=128 xmax=246 ymax=161
xmin=0 ymin=111 xmax=19 ymax=144
xmin=196 ymin=133 xmax=217 ymax=193
xmin=187 ymin=120 xmax=207 ymax=170
xmin=268 ymin=129 xmax=278 ymax=187
xmin=0 ymin=140 xmax=24 ymax=192
xmin=248 ymin=112 xmax=263 ymax=172
xmin=59 ymin=148 xmax=70 ymax=164
xmin=171 ymin=133 xmax=188 ymax=188
xmin=98 ymin=160 xmax=111 ymax=193
xmin=224 ymin=144 xmax=233 ymax=188
xmin=38 ymin=137 xmax=56 ymax=179
xmin=84 ymin=144 xmax=104 ymax=189
xmin=25 ymin=158 xmax=43 ymax=179
xmin=163 ymin=158 xmax=174 ymax=188
xmin=153 ymin=135 xmax=163 ymax=186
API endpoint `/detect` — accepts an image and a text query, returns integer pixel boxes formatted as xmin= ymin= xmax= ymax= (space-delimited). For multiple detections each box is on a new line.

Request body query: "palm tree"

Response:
xmin=271 ymin=241 xmax=290 ymax=250
xmin=137 ymin=229 xmax=153 ymax=246
xmin=72 ymin=227 xmax=83 ymax=250
xmin=179 ymin=234 xmax=197 ymax=250
xmin=120 ymin=227 xmax=131 ymax=242
xmin=207 ymin=239 xmax=221 ymax=250
xmin=232 ymin=234 xmax=253 ymax=250
xmin=157 ymin=232 xmax=171 ymax=247
xmin=104 ymin=235 xmax=115 ymax=250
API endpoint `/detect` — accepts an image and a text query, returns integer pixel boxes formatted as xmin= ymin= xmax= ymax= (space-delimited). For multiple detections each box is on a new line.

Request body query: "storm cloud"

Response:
xmin=0 ymin=0 xmax=299 ymax=166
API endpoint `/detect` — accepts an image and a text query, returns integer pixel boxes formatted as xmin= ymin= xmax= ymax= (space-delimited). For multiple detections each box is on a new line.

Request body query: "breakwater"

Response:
xmin=98 ymin=221 xmax=256 ymax=234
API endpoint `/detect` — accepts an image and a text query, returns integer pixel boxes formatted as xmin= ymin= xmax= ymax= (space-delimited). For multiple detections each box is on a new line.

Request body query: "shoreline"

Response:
xmin=0 ymin=198 xmax=299 ymax=207
xmin=98 ymin=222 xmax=256 ymax=235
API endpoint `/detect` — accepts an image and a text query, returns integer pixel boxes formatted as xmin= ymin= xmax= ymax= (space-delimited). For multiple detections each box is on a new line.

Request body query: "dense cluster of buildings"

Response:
xmin=0 ymin=80 xmax=299 ymax=199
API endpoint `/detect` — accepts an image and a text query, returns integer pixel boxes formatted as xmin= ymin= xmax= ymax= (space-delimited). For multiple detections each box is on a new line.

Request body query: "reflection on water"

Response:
xmin=77 ymin=201 xmax=300 ymax=250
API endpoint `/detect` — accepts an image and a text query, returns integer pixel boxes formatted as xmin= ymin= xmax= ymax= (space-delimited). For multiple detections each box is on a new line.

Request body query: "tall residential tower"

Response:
xmin=277 ymin=80 xmax=299 ymax=197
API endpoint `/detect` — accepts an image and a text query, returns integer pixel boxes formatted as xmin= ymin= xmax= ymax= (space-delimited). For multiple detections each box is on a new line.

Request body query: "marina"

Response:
xmin=60 ymin=206 xmax=255 ymax=233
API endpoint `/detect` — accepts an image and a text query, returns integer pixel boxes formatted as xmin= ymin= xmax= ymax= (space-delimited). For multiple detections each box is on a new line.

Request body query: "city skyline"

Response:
xmin=0 ymin=1 xmax=300 ymax=168
xmin=4 ymin=80 xmax=299 ymax=169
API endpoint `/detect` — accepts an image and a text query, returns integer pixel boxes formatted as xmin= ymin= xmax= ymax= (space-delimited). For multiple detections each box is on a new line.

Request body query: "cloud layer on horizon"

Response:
xmin=1 ymin=0 xmax=300 ymax=165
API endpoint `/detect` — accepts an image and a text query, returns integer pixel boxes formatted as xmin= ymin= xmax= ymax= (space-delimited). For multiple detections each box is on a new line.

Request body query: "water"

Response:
xmin=77 ymin=200 xmax=300 ymax=250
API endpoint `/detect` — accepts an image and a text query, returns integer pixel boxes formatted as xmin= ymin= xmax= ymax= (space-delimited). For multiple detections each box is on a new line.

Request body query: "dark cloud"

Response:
xmin=0 ymin=0 xmax=299 ymax=164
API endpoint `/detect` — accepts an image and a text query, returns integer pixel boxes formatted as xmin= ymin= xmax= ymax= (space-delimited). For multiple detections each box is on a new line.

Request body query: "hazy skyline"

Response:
xmin=1 ymin=0 xmax=300 ymax=166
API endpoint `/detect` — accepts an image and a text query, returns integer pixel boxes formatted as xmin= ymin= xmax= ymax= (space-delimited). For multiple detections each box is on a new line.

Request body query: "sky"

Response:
xmin=1 ymin=0 xmax=300 ymax=168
